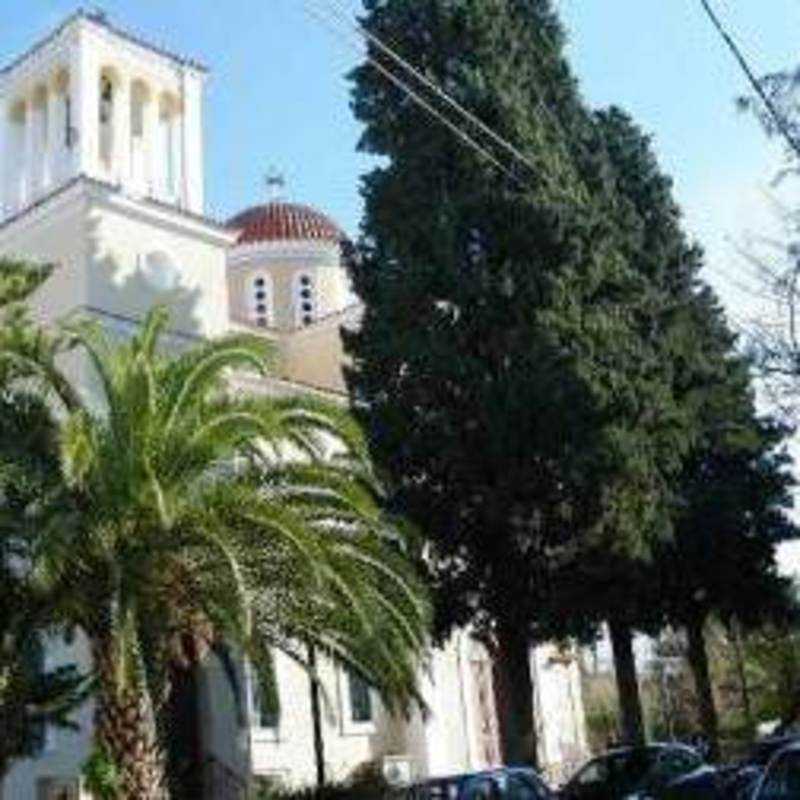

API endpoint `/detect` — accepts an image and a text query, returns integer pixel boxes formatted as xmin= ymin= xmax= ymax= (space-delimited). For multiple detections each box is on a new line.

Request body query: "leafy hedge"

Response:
xmin=251 ymin=762 xmax=401 ymax=800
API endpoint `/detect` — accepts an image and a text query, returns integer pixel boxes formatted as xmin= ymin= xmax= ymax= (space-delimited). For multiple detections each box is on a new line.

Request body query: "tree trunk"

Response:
xmin=91 ymin=639 xmax=168 ymax=800
xmin=685 ymin=616 xmax=720 ymax=761
xmin=492 ymin=626 xmax=538 ymax=767
xmin=730 ymin=620 xmax=754 ymax=733
xmin=608 ymin=619 xmax=645 ymax=747
xmin=308 ymin=643 xmax=326 ymax=787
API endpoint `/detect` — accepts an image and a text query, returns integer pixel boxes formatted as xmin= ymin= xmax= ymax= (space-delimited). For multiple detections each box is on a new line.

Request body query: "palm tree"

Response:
xmin=1 ymin=306 xmax=429 ymax=800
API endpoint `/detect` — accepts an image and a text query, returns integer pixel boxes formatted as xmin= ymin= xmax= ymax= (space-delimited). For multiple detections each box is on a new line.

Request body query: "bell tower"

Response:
xmin=0 ymin=9 xmax=207 ymax=221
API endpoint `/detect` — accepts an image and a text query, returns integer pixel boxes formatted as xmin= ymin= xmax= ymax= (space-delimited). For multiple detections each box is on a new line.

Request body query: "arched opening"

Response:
xmin=98 ymin=67 xmax=121 ymax=171
xmin=130 ymin=79 xmax=151 ymax=190
xmin=31 ymin=85 xmax=49 ymax=193
xmin=52 ymin=68 xmax=70 ymax=149
xmin=7 ymin=100 xmax=27 ymax=209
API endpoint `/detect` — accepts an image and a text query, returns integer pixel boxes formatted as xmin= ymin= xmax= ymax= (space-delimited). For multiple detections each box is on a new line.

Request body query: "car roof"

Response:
xmin=416 ymin=767 xmax=542 ymax=786
xmin=602 ymin=743 xmax=697 ymax=757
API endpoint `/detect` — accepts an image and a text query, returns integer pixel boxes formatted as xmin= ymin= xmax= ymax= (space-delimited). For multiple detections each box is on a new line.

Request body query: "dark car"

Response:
xmin=663 ymin=732 xmax=800 ymax=799
xmin=657 ymin=764 xmax=760 ymax=799
xmin=558 ymin=744 xmax=704 ymax=800
xmin=408 ymin=767 xmax=553 ymax=800
xmin=752 ymin=742 xmax=800 ymax=799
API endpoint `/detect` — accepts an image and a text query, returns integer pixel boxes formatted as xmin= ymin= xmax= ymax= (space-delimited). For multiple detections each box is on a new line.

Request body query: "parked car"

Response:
xmin=558 ymin=744 xmax=704 ymax=800
xmin=407 ymin=767 xmax=553 ymax=800
xmin=751 ymin=741 xmax=800 ymax=799
xmin=657 ymin=764 xmax=760 ymax=799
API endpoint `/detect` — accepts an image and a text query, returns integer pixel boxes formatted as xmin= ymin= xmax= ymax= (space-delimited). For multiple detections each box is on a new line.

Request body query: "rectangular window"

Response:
xmin=251 ymin=664 xmax=280 ymax=730
xmin=347 ymin=670 xmax=373 ymax=724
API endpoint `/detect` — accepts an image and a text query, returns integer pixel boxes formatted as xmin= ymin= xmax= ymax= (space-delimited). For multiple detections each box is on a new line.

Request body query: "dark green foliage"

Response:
xmin=0 ymin=258 xmax=51 ymax=308
xmin=0 ymin=260 xmax=88 ymax=780
xmin=347 ymin=0 xmax=687 ymax=644
xmin=346 ymin=0 xmax=704 ymax=757
xmin=82 ymin=747 xmax=122 ymax=800
xmin=251 ymin=760 xmax=392 ymax=800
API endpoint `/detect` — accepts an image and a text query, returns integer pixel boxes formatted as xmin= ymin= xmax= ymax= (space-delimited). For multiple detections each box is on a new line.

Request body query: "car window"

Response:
xmin=612 ymin=750 xmax=660 ymax=792
xmin=655 ymin=749 xmax=701 ymax=781
xmin=462 ymin=778 xmax=501 ymax=800
xmin=506 ymin=774 xmax=548 ymax=800
xmin=574 ymin=759 xmax=609 ymax=786
xmin=758 ymin=751 xmax=800 ymax=799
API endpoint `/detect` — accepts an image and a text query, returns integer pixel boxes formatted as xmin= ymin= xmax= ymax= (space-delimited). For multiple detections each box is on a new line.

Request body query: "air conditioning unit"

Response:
xmin=383 ymin=756 xmax=415 ymax=787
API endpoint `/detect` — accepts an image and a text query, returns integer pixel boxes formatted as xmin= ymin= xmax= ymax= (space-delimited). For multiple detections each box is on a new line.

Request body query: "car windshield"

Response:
xmin=612 ymin=749 xmax=660 ymax=792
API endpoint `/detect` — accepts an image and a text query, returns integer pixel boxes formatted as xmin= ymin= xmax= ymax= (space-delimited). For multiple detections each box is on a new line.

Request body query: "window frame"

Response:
xmin=248 ymin=272 xmax=273 ymax=329
xmin=338 ymin=666 xmax=376 ymax=736
xmin=245 ymin=659 xmax=280 ymax=743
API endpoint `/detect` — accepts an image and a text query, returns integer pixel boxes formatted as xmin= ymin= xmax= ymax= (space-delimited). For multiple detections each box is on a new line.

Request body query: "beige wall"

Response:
xmin=227 ymin=240 xmax=351 ymax=333
xmin=280 ymin=319 xmax=349 ymax=393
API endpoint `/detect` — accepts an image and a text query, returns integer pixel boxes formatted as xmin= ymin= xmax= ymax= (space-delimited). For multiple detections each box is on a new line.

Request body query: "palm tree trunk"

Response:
xmin=685 ymin=616 xmax=720 ymax=761
xmin=307 ymin=643 xmax=326 ymax=787
xmin=493 ymin=625 xmax=538 ymax=767
xmin=608 ymin=619 xmax=645 ymax=746
xmin=91 ymin=640 xmax=168 ymax=800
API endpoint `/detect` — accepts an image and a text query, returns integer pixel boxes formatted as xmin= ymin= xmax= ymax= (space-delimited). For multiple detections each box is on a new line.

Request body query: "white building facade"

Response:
xmin=0 ymin=11 xmax=587 ymax=800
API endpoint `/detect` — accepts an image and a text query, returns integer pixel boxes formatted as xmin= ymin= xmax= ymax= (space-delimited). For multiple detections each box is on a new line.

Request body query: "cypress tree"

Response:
xmin=346 ymin=1 xmax=693 ymax=759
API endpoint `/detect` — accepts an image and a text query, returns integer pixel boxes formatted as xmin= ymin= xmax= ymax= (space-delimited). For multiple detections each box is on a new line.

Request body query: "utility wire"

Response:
xmin=304 ymin=0 xmax=765 ymax=322
xmin=699 ymin=0 xmax=800 ymax=163
xmin=302 ymin=0 xmax=529 ymax=189
xmin=309 ymin=0 xmax=589 ymax=205
xmin=315 ymin=0 xmax=542 ymax=179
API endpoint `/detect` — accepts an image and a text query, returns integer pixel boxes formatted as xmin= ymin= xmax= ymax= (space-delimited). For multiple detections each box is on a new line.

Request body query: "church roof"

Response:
xmin=228 ymin=202 xmax=345 ymax=246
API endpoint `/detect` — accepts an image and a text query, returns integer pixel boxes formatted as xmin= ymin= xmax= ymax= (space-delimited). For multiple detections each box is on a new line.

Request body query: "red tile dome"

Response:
xmin=228 ymin=202 xmax=345 ymax=246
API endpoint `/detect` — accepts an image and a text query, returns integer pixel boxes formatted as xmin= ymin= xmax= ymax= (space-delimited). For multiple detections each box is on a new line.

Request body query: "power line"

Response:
xmin=303 ymin=0 xmax=769 ymax=324
xmin=699 ymin=0 xmax=800 ymax=163
xmin=315 ymin=0 xmax=544 ymax=180
xmin=301 ymin=0 xmax=529 ymax=189
xmin=311 ymin=0 xmax=592 ymax=205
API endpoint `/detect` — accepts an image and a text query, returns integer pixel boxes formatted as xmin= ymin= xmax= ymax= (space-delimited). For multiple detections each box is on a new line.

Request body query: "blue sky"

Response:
xmin=3 ymin=2 xmax=800 ymax=565
xmin=0 ymin=1 xmax=795 ymax=260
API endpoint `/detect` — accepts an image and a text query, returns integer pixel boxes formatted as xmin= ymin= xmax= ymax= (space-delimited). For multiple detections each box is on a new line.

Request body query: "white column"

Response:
xmin=170 ymin=111 xmax=182 ymax=202
xmin=181 ymin=71 xmax=205 ymax=213
xmin=143 ymin=90 xmax=159 ymax=196
xmin=69 ymin=29 xmax=99 ymax=179
xmin=113 ymin=75 xmax=131 ymax=187
xmin=23 ymin=97 xmax=36 ymax=204
xmin=46 ymin=84 xmax=61 ymax=188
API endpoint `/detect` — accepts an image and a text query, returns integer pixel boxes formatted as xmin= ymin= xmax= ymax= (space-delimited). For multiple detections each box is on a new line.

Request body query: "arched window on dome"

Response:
xmin=293 ymin=273 xmax=316 ymax=328
xmin=247 ymin=273 xmax=273 ymax=329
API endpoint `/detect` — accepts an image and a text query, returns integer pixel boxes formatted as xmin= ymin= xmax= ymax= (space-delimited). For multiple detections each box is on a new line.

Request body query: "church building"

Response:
xmin=0 ymin=11 xmax=587 ymax=799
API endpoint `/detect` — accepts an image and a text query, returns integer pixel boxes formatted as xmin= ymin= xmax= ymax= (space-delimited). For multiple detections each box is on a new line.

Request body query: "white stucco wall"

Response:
xmin=2 ymin=634 xmax=94 ymax=800
xmin=86 ymin=193 xmax=232 ymax=339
